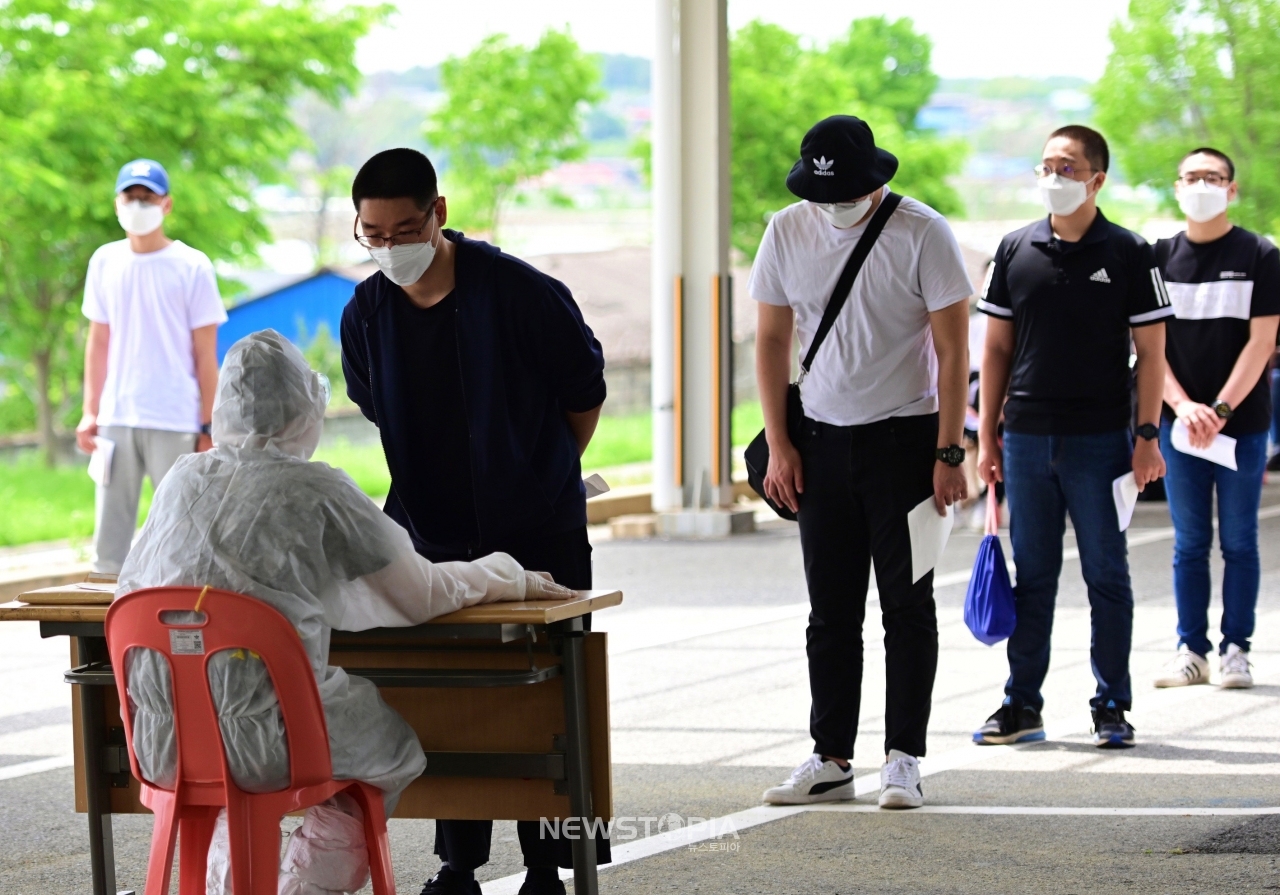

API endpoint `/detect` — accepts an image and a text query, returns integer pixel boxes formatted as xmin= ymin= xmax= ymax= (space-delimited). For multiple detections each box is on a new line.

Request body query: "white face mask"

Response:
xmin=1178 ymin=180 xmax=1230 ymax=223
xmin=814 ymin=196 xmax=873 ymax=229
xmin=1037 ymin=172 xmax=1096 ymax=217
xmin=366 ymin=216 xmax=438 ymax=287
xmin=116 ymin=199 xmax=165 ymax=235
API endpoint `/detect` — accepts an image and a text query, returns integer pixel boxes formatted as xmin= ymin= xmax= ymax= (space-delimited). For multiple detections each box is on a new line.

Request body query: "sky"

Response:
xmin=352 ymin=0 xmax=1133 ymax=81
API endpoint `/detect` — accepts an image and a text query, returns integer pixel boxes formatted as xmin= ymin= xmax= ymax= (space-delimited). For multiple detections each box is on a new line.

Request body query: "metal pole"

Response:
xmin=559 ymin=631 xmax=598 ymax=895
xmin=76 ymin=636 xmax=116 ymax=895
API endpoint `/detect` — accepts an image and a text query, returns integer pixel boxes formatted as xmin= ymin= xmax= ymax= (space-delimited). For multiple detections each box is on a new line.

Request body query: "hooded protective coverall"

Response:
xmin=116 ymin=330 xmax=566 ymax=894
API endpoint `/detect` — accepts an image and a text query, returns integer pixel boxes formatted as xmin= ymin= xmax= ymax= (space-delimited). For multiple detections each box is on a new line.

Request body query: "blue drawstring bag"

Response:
xmin=964 ymin=497 xmax=1016 ymax=645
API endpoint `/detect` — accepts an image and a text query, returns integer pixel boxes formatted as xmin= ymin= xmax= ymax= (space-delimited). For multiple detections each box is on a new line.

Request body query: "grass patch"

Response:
xmin=0 ymin=402 xmax=766 ymax=547
xmin=311 ymin=439 xmax=392 ymax=498
xmin=0 ymin=455 xmax=152 ymax=547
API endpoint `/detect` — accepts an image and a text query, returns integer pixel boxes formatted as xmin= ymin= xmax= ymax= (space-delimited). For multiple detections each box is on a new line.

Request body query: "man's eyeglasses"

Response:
xmin=1176 ymin=172 xmax=1230 ymax=187
xmin=1034 ymin=163 xmax=1094 ymax=179
xmin=353 ymin=202 xmax=437 ymax=248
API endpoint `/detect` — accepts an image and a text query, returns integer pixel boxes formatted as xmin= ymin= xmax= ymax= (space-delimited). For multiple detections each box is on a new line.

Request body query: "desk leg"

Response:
xmin=559 ymin=631 xmax=599 ymax=895
xmin=76 ymin=636 xmax=117 ymax=895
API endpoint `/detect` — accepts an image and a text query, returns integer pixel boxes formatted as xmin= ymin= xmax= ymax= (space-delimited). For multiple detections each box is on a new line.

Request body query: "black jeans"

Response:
xmin=424 ymin=526 xmax=610 ymax=871
xmin=797 ymin=413 xmax=940 ymax=759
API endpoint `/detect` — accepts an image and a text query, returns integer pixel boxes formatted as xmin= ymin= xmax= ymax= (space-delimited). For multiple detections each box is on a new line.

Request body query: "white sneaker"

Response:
xmin=762 ymin=754 xmax=854 ymax=805
xmin=878 ymin=749 xmax=923 ymax=809
xmin=1220 ymin=644 xmax=1253 ymax=689
xmin=1153 ymin=645 xmax=1210 ymax=688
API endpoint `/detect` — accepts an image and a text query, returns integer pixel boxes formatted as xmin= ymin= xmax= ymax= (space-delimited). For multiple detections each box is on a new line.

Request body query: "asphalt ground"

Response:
xmin=2 ymin=485 xmax=1279 ymax=894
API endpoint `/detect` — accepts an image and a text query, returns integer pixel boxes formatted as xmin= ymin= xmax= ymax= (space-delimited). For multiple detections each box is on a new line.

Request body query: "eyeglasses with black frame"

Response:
xmin=1175 ymin=172 xmax=1230 ymax=187
xmin=353 ymin=200 xmax=437 ymax=249
xmin=1034 ymin=162 xmax=1094 ymax=179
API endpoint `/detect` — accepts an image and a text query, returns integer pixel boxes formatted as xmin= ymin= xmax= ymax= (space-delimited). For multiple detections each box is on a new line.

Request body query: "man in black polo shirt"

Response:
xmin=1151 ymin=147 xmax=1280 ymax=691
xmin=973 ymin=125 xmax=1172 ymax=749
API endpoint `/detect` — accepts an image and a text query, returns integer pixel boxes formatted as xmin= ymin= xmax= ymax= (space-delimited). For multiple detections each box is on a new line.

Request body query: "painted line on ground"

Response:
xmin=806 ymin=804 xmax=1280 ymax=816
xmin=487 ymin=723 xmax=1090 ymax=893
xmin=0 ymin=754 xmax=73 ymax=781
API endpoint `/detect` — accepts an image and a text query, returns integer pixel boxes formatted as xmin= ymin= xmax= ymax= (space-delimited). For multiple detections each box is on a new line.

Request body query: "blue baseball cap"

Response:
xmin=115 ymin=159 xmax=169 ymax=196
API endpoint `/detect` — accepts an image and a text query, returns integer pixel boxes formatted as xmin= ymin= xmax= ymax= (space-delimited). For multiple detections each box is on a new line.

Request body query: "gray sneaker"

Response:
xmin=1220 ymin=644 xmax=1254 ymax=689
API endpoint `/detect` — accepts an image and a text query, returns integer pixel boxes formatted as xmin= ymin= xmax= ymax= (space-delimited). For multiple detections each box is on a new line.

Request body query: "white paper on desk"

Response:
xmin=908 ymin=496 xmax=955 ymax=584
xmin=584 ymin=473 xmax=611 ymax=500
xmin=1112 ymin=472 xmax=1139 ymax=532
xmin=1170 ymin=419 xmax=1237 ymax=470
xmin=87 ymin=436 xmax=114 ymax=486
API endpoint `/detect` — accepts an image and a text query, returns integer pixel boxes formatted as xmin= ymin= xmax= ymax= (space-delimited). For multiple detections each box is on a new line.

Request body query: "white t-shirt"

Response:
xmin=748 ymin=190 xmax=974 ymax=426
xmin=82 ymin=240 xmax=227 ymax=432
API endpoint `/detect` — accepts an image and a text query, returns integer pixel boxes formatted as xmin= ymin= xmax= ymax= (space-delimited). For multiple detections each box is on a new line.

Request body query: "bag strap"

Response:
xmin=799 ymin=191 xmax=903 ymax=380
xmin=985 ymin=492 xmax=1001 ymax=536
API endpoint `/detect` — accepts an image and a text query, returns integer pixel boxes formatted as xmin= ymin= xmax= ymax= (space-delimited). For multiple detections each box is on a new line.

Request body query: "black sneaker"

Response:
xmin=973 ymin=703 xmax=1045 ymax=745
xmin=1092 ymin=701 xmax=1136 ymax=749
xmin=1268 ymin=452 xmax=1280 ymax=473
xmin=420 ymin=867 xmax=482 ymax=895
xmin=518 ymin=872 xmax=566 ymax=895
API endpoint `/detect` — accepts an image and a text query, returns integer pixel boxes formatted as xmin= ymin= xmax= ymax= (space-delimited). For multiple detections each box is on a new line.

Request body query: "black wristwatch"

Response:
xmin=200 ymin=422 xmax=212 ymax=437
xmin=1135 ymin=423 xmax=1159 ymax=441
xmin=936 ymin=444 xmax=966 ymax=467
xmin=1213 ymin=400 xmax=1234 ymax=420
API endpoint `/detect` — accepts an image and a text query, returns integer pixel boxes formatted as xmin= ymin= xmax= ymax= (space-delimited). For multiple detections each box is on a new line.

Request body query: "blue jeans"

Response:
xmin=1160 ymin=420 xmax=1268 ymax=656
xmin=1003 ymin=429 xmax=1135 ymax=711
xmin=1271 ymin=367 xmax=1280 ymax=452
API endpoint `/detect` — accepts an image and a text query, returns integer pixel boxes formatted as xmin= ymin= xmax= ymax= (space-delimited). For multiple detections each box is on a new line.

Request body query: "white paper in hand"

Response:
xmin=87 ymin=436 xmax=115 ymax=487
xmin=1111 ymin=472 xmax=1139 ymax=532
xmin=908 ymin=496 xmax=955 ymax=584
xmin=583 ymin=473 xmax=611 ymax=500
xmin=1170 ymin=419 xmax=1237 ymax=470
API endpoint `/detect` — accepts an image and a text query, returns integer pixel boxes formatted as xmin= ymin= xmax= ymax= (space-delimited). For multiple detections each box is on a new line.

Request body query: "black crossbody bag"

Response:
xmin=745 ymin=192 xmax=902 ymax=520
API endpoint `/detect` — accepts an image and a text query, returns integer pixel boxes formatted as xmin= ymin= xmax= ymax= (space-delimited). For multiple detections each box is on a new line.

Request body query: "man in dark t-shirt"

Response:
xmin=339 ymin=149 xmax=607 ymax=895
xmin=973 ymin=126 xmax=1172 ymax=749
xmin=1151 ymin=147 xmax=1280 ymax=692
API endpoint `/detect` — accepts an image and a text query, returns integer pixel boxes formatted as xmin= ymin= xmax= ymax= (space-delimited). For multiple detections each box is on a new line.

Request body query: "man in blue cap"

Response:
xmin=76 ymin=159 xmax=227 ymax=573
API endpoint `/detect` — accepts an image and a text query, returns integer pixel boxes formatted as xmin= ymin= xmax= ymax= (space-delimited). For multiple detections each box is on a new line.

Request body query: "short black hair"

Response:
xmin=1047 ymin=124 xmax=1110 ymax=173
xmin=351 ymin=148 xmax=438 ymax=211
xmin=1180 ymin=146 xmax=1235 ymax=181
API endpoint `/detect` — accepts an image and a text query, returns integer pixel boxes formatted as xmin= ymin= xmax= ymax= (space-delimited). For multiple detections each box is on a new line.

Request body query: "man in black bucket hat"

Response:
xmin=753 ymin=115 xmax=974 ymax=810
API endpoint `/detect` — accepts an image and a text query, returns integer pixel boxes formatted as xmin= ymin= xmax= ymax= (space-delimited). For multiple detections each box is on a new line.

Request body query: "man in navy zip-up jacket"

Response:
xmin=339 ymin=149 xmax=607 ymax=895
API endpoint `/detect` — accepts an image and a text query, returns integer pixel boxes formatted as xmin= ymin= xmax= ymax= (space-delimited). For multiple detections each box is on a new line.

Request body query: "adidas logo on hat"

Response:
xmin=813 ymin=156 xmax=834 ymax=176
xmin=1089 ymin=268 xmax=1111 ymax=283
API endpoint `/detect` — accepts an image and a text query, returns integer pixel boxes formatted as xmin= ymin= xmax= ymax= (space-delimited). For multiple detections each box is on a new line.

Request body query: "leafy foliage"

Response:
xmin=730 ymin=17 xmax=966 ymax=260
xmin=426 ymin=30 xmax=604 ymax=238
xmin=1095 ymin=0 xmax=1280 ymax=232
xmin=0 ymin=0 xmax=383 ymax=461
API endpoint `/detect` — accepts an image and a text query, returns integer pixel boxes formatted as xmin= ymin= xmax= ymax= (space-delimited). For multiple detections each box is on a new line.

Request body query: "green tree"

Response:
xmin=1095 ymin=0 xmax=1280 ymax=233
xmin=426 ymin=30 xmax=604 ymax=239
xmin=0 ymin=0 xmax=384 ymax=463
xmin=731 ymin=18 xmax=966 ymax=260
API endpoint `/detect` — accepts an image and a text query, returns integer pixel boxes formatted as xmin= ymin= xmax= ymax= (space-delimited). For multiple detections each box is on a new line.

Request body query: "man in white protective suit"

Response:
xmin=116 ymin=329 xmax=573 ymax=895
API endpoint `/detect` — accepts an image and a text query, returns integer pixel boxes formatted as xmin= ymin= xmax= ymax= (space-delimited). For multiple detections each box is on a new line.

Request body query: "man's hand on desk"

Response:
xmin=524 ymin=571 xmax=574 ymax=601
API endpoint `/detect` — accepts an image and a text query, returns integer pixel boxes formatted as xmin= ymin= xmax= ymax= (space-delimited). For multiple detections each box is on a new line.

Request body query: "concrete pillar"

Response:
xmin=651 ymin=0 xmax=734 ymax=512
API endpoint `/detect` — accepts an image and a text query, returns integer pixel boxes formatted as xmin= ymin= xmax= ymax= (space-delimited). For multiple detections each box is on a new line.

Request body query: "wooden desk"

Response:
xmin=3 ymin=582 xmax=622 ymax=895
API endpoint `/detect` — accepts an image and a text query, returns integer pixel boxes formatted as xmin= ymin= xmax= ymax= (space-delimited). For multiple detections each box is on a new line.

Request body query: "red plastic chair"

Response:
xmin=105 ymin=586 xmax=397 ymax=895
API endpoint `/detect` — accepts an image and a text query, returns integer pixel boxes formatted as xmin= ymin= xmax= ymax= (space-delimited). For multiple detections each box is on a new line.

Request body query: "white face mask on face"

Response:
xmin=1037 ymin=172 xmax=1096 ymax=217
xmin=1178 ymin=180 xmax=1230 ymax=223
xmin=814 ymin=196 xmax=874 ymax=229
xmin=116 ymin=199 xmax=165 ymax=235
xmin=366 ymin=215 xmax=438 ymax=287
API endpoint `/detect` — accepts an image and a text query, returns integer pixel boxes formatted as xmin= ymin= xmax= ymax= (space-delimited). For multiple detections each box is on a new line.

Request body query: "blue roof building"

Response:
xmin=217 ymin=265 xmax=373 ymax=363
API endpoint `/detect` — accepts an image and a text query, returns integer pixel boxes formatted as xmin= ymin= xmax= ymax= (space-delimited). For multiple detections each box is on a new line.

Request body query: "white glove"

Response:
xmin=523 ymin=570 xmax=575 ymax=601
